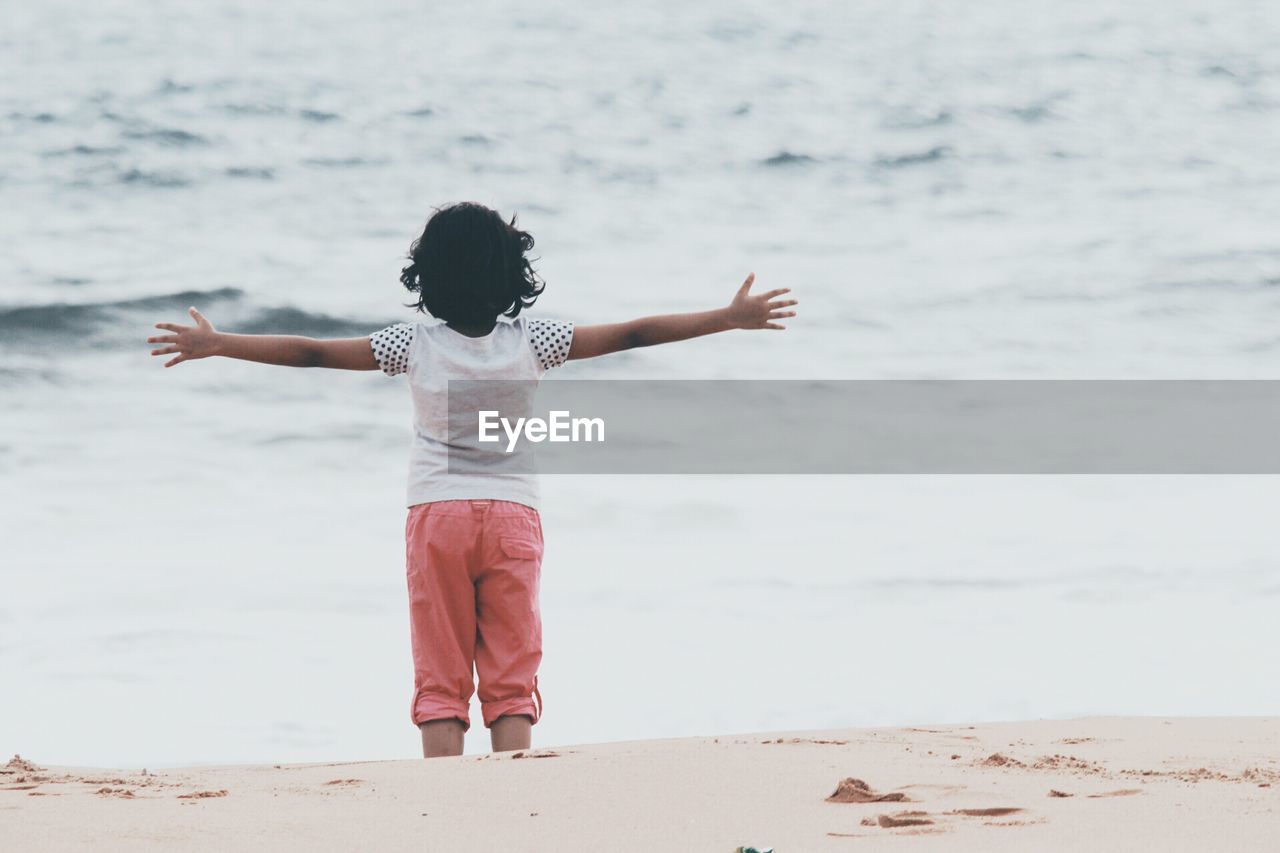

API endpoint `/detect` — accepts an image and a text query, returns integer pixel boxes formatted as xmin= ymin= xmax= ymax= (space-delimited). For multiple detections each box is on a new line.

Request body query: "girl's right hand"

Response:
xmin=147 ymin=307 xmax=220 ymax=367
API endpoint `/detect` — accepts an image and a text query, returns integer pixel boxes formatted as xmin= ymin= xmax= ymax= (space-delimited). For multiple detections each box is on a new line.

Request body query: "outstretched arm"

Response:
xmin=147 ymin=307 xmax=378 ymax=370
xmin=566 ymin=273 xmax=796 ymax=361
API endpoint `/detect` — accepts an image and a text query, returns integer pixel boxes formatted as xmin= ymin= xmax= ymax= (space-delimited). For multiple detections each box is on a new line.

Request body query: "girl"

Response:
xmin=147 ymin=201 xmax=797 ymax=758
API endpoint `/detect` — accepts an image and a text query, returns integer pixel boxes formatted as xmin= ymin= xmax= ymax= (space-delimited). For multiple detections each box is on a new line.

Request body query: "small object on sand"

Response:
xmin=982 ymin=753 xmax=1025 ymax=767
xmin=826 ymin=777 xmax=909 ymax=803
xmin=1049 ymin=789 xmax=1074 ymax=798
xmin=734 ymin=847 xmax=773 ymax=853
xmin=4 ymin=755 xmax=42 ymax=774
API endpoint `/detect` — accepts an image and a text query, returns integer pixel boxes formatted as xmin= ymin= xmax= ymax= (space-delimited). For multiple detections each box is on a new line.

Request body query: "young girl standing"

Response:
xmin=147 ymin=202 xmax=797 ymax=757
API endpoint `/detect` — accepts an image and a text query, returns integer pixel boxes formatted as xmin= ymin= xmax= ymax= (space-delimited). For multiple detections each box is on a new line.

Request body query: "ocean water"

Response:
xmin=3 ymin=1 xmax=1280 ymax=767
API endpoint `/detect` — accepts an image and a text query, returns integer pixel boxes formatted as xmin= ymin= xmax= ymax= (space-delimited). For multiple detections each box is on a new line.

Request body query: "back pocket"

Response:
xmin=499 ymin=537 xmax=540 ymax=561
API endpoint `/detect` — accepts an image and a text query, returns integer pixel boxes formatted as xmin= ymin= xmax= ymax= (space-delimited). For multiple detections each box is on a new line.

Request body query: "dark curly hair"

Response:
xmin=399 ymin=202 xmax=544 ymax=326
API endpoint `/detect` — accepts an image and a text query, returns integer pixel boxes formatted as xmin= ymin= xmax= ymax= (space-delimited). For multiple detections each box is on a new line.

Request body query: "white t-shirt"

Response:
xmin=369 ymin=316 xmax=574 ymax=510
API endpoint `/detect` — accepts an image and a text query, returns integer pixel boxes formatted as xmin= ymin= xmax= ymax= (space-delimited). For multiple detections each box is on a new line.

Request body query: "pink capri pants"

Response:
xmin=404 ymin=499 xmax=543 ymax=731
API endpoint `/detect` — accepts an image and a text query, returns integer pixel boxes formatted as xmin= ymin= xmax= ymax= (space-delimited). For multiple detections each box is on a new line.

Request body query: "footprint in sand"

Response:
xmin=778 ymin=737 xmax=849 ymax=745
xmin=862 ymin=811 xmax=934 ymax=828
xmin=176 ymin=790 xmax=228 ymax=799
xmin=95 ymin=788 xmax=137 ymax=799
xmin=825 ymin=778 xmax=910 ymax=803
xmin=859 ymin=806 xmax=1031 ymax=834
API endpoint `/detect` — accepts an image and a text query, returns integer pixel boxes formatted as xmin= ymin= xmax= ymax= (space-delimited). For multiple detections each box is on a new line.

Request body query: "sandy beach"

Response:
xmin=3 ymin=717 xmax=1276 ymax=851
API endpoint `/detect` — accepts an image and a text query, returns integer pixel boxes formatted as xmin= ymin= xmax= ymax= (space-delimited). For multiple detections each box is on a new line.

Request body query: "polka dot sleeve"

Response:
xmin=368 ymin=322 xmax=415 ymax=376
xmin=527 ymin=318 xmax=575 ymax=371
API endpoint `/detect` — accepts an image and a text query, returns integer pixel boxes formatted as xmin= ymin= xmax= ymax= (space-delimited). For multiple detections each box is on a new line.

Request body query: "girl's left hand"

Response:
xmin=147 ymin=307 xmax=221 ymax=367
xmin=725 ymin=273 xmax=798 ymax=330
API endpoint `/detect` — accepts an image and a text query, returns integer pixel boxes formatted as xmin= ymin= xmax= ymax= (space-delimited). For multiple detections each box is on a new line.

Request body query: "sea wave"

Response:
xmin=0 ymin=288 xmax=243 ymax=340
xmin=224 ymin=166 xmax=275 ymax=179
xmin=0 ymin=288 xmax=390 ymax=347
xmin=873 ymin=145 xmax=951 ymax=169
xmin=761 ymin=150 xmax=817 ymax=167
xmin=231 ymin=306 xmax=388 ymax=337
xmin=120 ymin=127 xmax=209 ymax=147
xmin=118 ymin=167 xmax=191 ymax=188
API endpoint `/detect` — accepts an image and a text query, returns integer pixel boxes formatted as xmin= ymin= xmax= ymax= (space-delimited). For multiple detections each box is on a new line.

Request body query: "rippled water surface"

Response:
xmin=3 ymin=1 xmax=1280 ymax=765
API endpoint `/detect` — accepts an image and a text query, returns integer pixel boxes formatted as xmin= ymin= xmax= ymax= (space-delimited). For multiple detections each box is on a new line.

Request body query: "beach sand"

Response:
xmin=2 ymin=718 xmax=1276 ymax=851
